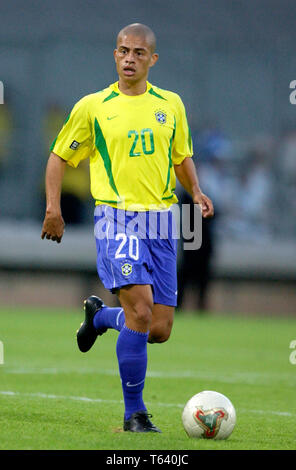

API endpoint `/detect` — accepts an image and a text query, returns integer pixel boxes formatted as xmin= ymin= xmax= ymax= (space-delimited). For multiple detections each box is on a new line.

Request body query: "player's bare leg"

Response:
xmin=117 ymin=284 xmax=153 ymax=333
xmin=117 ymin=287 xmax=175 ymax=343
xmin=148 ymin=304 xmax=174 ymax=344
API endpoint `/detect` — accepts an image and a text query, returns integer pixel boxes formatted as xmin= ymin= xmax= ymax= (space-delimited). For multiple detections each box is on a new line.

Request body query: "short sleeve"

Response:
xmin=171 ymin=94 xmax=193 ymax=165
xmin=50 ymin=96 xmax=93 ymax=168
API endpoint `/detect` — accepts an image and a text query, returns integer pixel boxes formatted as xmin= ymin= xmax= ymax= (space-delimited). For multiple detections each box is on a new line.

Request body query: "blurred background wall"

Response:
xmin=0 ymin=0 xmax=295 ymax=314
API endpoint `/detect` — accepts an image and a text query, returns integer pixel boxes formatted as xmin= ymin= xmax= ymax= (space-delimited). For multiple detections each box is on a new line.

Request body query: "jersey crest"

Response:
xmin=155 ymin=110 xmax=167 ymax=124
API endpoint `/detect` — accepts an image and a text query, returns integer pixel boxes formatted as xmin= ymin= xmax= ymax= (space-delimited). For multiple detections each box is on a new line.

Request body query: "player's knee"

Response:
xmin=131 ymin=301 xmax=153 ymax=328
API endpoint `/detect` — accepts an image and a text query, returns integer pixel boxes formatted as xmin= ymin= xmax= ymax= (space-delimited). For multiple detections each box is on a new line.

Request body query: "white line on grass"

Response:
xmin=5 ymin=366 xmax=296 ymax=387
xmin=0 ymin=390 xmax=177 ymax=408
xmin=0 ymin=390 xmax=295 ymax=418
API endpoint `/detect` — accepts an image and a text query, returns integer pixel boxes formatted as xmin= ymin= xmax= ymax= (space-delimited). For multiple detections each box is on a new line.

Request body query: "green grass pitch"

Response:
xmin=0 ymin=305 xmax=295 ymax=450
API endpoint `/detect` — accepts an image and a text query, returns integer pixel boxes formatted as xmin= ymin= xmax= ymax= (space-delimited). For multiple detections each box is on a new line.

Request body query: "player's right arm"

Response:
xmin=41 ymin=95 xmax=93 ymax=243
xmin=41 ymin=152 xmax=66 ymax=244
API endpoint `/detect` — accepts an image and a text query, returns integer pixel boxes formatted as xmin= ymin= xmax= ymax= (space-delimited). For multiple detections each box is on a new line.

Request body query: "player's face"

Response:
xmin=114 ymin=34 xmax=158 ymax=87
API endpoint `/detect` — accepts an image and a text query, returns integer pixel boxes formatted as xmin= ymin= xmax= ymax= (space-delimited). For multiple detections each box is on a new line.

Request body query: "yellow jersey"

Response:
xmin=51 ymin=81 xmax=193 ymax=211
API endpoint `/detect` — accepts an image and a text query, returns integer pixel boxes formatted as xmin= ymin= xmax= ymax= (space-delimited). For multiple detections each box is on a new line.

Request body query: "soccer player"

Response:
xmin=41 ymin=23 xmax=214 ymax=433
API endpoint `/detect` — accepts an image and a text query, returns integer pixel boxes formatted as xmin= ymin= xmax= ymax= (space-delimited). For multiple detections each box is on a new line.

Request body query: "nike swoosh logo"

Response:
xmin=126 ymin=379 xmax=145 ymax=387
xmin=107 ymin=115 xmax=118 ymax=120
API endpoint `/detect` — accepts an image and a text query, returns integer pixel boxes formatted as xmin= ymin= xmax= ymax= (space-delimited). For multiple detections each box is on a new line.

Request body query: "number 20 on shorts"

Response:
xmin=115 ymin=233 xmax=139 ymax=261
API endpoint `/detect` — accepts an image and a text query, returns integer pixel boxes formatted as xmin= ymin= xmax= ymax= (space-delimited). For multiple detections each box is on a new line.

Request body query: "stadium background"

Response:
xmin=0 ymin=0 xmax=295 ymax=316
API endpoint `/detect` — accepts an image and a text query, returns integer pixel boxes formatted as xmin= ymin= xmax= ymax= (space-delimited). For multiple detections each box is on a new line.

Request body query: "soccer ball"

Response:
xmin=182 ymin=390 xmax=236 ymax=439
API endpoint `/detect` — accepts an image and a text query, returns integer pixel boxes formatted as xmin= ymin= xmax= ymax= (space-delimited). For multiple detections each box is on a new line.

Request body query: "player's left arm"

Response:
xmin=174 ymin=157 xmax=214 ymax=218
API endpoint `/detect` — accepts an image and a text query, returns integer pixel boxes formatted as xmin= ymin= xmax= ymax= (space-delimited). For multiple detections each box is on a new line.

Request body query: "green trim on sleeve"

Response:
xmin=49 ymin=136 xmax=57 ymax=153
xmin=186 ymin=113 xmax=193 ymax=154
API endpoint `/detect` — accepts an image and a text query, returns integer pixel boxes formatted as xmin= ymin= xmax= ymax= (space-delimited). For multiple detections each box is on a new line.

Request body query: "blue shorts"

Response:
xmin=94 ymin=205 xmax=178 ymax=306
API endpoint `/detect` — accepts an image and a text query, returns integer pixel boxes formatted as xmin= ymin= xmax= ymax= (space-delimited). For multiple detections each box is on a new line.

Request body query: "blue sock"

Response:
xmin=93 ymin=306 xmax=125 ymax=332
xmin=116 ymin=325 xmax=148 ymax=420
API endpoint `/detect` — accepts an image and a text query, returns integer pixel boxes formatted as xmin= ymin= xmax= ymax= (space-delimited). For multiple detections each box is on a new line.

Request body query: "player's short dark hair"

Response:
xmin=117 ymin=23 xmax=156 ymax=53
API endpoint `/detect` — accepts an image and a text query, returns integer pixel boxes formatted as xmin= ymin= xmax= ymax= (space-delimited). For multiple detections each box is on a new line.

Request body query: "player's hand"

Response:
xmin=193 ymin=191 xmax=214 ymax=219
xmin=41 ymin=211 xmax=65 ymax=243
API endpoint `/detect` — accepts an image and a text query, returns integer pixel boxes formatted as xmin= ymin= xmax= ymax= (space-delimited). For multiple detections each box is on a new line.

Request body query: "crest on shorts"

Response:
xmin=155 ymin=110 xmax=167 ymax=124
xmin=121 ymin=263 xmax=133 ymax=276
